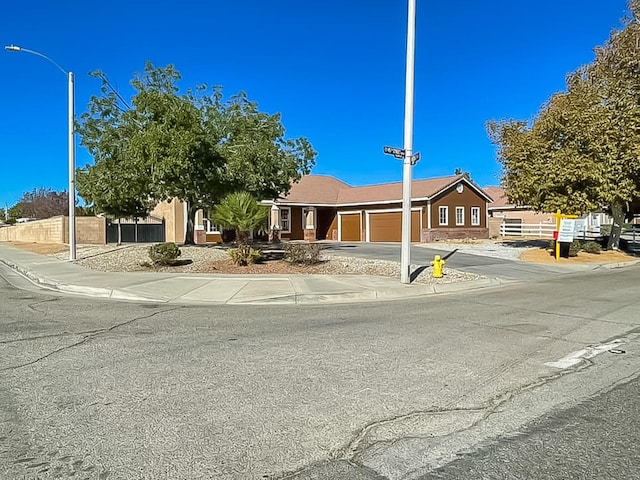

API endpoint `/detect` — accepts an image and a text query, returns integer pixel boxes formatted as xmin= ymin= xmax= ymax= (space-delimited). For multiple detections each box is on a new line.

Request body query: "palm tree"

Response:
xmin=212 ymin=191 xmax=268 ymax=245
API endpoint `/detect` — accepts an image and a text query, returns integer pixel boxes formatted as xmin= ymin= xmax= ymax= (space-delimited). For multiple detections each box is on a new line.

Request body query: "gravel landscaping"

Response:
xmin=48 ymin=243 xmax=485 ymax=285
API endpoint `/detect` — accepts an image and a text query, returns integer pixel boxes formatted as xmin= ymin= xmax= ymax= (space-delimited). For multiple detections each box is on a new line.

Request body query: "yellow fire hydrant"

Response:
xmin=431 ymin=255 xmax=445 ymax=278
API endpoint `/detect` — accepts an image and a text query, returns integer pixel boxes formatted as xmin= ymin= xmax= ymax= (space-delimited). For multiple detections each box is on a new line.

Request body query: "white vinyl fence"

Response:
xmin=500 ymin=219 xmax=607 ymax=239
xmin=500 ymin=222 xmax=556 ymax=238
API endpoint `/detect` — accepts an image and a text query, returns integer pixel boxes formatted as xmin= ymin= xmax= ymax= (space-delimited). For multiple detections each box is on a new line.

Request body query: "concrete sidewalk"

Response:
xmin=0 ymin=244 xmax=503 ymax=305
xmin=1 ymin=243 xmax=637 ymax=305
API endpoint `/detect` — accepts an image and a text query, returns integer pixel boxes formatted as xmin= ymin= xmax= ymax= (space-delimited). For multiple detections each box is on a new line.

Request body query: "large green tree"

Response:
xmin=77 ymin=63 xmax=316 ymax=244
xmin=487 ymin=0 xmax=640 ymax=249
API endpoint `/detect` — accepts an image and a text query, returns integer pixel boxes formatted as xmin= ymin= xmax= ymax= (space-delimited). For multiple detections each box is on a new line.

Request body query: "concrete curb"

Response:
xmin=0 ymin=258 xmax=160 ymax=303
xmin=590 ymin=259 xmax=640 ymax=270
xmin=218 ymin=278 xmax=504 ymax=306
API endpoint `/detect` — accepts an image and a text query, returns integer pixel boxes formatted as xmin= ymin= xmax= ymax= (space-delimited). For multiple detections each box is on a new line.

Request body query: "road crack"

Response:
xmin=0 ymin=306 xmax=183 ymax=372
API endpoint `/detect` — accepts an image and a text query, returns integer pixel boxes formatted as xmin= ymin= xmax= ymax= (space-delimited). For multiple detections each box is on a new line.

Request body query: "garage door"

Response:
xmin=339 ymin=213 xmax=361 ymax=241
xmin=368 ymin=211 xmax=421 ymax=242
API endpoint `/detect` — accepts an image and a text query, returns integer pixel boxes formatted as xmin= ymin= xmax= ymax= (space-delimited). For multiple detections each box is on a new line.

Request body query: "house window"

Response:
xmin=471 ymin=207 xmax=481 ymax=226
xmin=302 ymin=207 xmax=315 ymax=229
xmin=280 ymin=207 xmax=291 ymax=233
xmin=439 ymin=206 xmax=448 ymax=226
xmin=456 ymin=207 xmax=464 ymax=226
xmin=203 ymin=218 xmax=220 ymax=234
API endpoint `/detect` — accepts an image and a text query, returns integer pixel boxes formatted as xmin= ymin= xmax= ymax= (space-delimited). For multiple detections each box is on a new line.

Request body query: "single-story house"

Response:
xmin=264 ymin=174 xmax=493 ymax=243
xmin=151 ymin=173 xmax=494 ymax=244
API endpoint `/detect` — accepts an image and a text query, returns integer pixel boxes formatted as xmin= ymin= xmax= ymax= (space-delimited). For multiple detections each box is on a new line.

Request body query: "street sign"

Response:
xmin=383 ymin=146 xmax=405 ymax=159
xmin=558 ymin=218 xmax=576 ymax=242
xmin=383 ymin=146 xmax=421 ymax=163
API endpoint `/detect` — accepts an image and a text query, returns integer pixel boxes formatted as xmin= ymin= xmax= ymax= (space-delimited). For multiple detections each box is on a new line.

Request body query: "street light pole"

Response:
xmin=400 ymin=0 xmax=417 ymax=284
xmin=4 ymin=45 xmax=76 ymax=261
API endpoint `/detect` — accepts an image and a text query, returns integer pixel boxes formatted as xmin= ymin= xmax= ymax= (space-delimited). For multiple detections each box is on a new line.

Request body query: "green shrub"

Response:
xmin=283 ymin=243 xmax=323 ymax=265
xmin=148 ymin=242 xmax=181 ymax=265
xmin=580 ymin=240 xmax=601 ymax=254
xmin=568 ymin=241 xmax=581 ymax=257
xmin=228 ymin=245 xmax=262 ymax=266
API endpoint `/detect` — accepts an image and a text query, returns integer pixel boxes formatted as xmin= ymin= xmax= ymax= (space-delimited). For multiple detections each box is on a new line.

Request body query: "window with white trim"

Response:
xmin=456 ymin=206 xmax=464 ymax=226
xmin=439 ymin=206 xmax=448 ymax=226
xmin=203 ymin=218 xmax=221 ymax=234
xmin=280 ymin=207 xmax=291 ymax=233
xmin=471 ymin=207 xmax=481 ymax=226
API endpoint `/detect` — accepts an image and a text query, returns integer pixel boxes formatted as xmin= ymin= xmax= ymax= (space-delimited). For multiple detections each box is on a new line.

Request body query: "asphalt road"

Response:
xmin=422 ymin=375 xmax=640 ymax=480
xmin=1 ymin=262 xmax=639 ymax=479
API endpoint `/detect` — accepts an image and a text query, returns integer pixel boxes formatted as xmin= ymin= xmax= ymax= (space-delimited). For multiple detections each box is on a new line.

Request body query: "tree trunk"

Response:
xmin=184 ymin=203 xmax=198 ymax=245
xmin=237 ymin=230 xmax=251 ymax=245
xmin=607 ymin=203 xmax=625 ymax=250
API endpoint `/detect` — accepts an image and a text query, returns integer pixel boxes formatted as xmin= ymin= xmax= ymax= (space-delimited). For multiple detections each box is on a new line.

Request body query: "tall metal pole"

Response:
xmin=4 ymin=45 xmax=76 ymax=261
xmin=400 ymin=0 xmax=417 ymax=284
xmin=68 ymin=72 xmax=76 ymax=260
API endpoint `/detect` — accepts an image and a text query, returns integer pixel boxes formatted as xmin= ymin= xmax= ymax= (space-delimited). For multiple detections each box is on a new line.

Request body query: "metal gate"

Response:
xmin=107 ymin=220 xmax=165 ymax=243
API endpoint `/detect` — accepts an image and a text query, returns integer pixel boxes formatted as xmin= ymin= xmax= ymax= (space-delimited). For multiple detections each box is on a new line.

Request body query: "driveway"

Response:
xmin=321 ymin=242 xmax=578 ymax=282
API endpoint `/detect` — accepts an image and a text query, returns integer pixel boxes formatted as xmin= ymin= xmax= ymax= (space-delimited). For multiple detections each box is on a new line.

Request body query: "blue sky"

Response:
xmin=0 ymin=0 xmax=630 ymax=208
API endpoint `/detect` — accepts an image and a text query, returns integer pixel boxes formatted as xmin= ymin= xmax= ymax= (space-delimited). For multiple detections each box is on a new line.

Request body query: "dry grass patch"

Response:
xmin=6 ymin=242 xmax=68 ymax=255
xmin=520 ymin=247 xmax=634 ymax=264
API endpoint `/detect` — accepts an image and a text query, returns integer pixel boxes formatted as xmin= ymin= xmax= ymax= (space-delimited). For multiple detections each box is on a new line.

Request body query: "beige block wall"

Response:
xmin=0 ymin=217 xmax=66 ymax=243
xmin=152 ymin=198 xmax=186 ymax=243
xmin=0 ymin=216 xmax=106 ymax=244
xmin=76 ymin=217 xmax=107 ymax=244
xmin=490 ymin=209 xmax=554 ymax=223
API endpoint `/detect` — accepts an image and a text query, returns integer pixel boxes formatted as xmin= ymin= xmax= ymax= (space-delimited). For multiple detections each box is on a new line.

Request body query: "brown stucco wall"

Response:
xmin=326 ymin=215 xmax=338 ymax=240
xmin=317 ymin=208 xmax=337 ymax=240
xmin=280 ymin=206 xmax=305 ymax=240
xmin=430 ymin=186 xmax=487 ymax=229
xmin=205 ymin=233 xmax=223 ymax=243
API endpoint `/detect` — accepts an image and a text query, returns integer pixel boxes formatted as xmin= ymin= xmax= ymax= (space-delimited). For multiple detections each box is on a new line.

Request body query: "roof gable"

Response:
xmin=275 ymin=174 xmax=492 ymax=206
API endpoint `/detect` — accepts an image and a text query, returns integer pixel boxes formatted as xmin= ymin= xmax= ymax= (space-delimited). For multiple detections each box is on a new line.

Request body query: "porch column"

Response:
xmin=269 ymin=204 xmax=281 ymax=243
xmin=303 ymin=207 xmax=316 ymax=242
xmin=194 ymin=209 xmax=206 ymax=244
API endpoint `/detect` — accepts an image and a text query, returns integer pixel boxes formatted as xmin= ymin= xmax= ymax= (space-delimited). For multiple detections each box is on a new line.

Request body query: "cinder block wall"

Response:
xmin=0 ymin=217 xmax=66 ymax=243
xmin=0 ymin=216 xmax=106 ymax=244
xmin=76 ymin=217 xmax=106 ymax=244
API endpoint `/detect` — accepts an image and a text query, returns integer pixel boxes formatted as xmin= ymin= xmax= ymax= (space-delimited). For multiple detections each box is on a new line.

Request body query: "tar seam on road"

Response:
xmin=0 ymin=305 xmax=183 ymax=372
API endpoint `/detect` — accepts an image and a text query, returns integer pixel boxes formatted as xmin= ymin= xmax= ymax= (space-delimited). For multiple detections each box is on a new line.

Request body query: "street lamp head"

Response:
xmin=4 ymin=45 xmax=22 ymax=52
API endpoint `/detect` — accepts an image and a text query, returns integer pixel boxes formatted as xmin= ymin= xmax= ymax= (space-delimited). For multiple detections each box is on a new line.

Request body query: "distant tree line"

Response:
xmin=4 ymin=188 xmax=94 ymax=224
